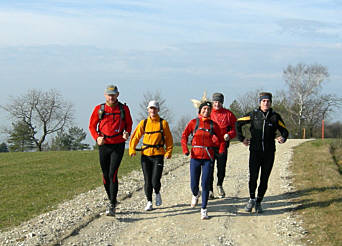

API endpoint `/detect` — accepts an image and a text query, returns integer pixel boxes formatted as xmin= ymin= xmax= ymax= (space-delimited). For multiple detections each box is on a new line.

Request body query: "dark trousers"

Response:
xmin=98 ymin=142 xmax=125 ymax=206
xmin=209 ymin=147 xmax=228 ymax=191
xmin=141 ymin=155 xmax=164 ymax=202
xmin=248 ymin=150 xmax=275 ymax=201
xmin=190 ymin=158 xmax=213 ymax=209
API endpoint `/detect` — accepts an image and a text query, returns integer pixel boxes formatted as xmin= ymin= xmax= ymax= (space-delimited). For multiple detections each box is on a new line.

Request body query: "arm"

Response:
xmin=124 ymin=105 xmax=133 ymax=134
xmin=128 ymin=120 xmax=145 ymax=156
xmin=276 ymin=114 xmax=289 ymax=144
xmin=181 ymin=120 xmax=194 ymax=156
xmin=89 ymin=105 xmax=100 ymax=141
xmin=225 ymin=111 xmax=237 ymax=141
xmin=163 ymin=121 xmax=173 ymax=159
xmin=236 ymin=112 xmax=251 ymax=142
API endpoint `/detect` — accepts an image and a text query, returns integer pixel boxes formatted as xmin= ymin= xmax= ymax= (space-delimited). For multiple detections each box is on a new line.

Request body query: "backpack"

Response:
xmin=136 ymin=118 xmax=165 ymax=151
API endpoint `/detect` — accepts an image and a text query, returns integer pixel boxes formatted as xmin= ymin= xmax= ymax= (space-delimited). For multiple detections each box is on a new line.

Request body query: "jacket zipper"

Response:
xmin=262 ymin=111 xmax=269 ymax=151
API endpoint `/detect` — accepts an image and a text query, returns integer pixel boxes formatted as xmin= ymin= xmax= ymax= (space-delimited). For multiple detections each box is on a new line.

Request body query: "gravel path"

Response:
xmin=0 ymin=139 xmax=310 ymax=246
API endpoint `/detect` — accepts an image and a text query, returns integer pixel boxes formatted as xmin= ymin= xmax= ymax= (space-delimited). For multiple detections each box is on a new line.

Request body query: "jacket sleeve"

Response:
xmin=181 ymin=120 xmax=193 ymax=155
xmin=213 ymin=121 xmax=225 ymax=154
xmin=128 ymin=120 xmax=145 ymax=156
xmin=89 ymin=105 xmax=100 ymax=141
xmin=163 ymin=120 xmax=173 ymax=157
xmin=236 ymin=112 xmax=252 ymax=141
xmin=124 ymin=105 xmax=133 ymax=135
xmin=227 ymin=111 xmax=237 ymax=140
xmin=277 ymin=114 xmax=289 ymax=141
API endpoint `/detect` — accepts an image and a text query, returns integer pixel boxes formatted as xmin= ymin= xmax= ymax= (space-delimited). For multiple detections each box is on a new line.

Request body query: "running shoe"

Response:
xmin=145 ymin=201 xmax=153 ymax=211
xmin=244 ymin=198 xmax=256 ymax=213
xmin=155 ymin=193 xmax=162 ymax=206
xmin=208 ymin=191 xmax=215 ymax=200
xmin=191 ymin=191 xmax=201 ymax=208
xmin=106 ymin=203 xmax=115 ymax=216
xmin=217 ymin=185 xmax=225 ymax=198
xmin=201 ymin=208 xmax=209 ymax=220
xmin=255 ymin=202 xmax=263 ymax=213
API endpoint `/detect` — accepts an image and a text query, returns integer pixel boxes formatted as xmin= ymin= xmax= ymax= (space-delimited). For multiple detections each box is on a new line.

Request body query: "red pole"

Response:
xmin=322 ymin=119 xmax=324 ymax=139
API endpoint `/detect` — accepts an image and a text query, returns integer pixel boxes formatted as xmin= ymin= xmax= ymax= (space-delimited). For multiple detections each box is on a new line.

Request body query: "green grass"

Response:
xmin=291 ymin=139 xmax=342 ymax=245
xmin=0 ymin=146 xmax=182 ymax=231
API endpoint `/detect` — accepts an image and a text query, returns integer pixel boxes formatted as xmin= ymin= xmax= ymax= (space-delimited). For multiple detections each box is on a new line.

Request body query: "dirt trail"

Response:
xmin=62 ymin=139 xmax=308 ymax=246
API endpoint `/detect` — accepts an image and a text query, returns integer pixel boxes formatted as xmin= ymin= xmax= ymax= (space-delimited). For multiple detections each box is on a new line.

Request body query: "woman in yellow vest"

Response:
xmin=129 ymin=100 xmax=173 ymax=211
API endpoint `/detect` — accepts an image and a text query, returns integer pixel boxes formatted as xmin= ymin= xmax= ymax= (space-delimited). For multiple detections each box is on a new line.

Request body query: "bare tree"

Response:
xmin=172 ymin=115 xmax=192 ymax=144
xmin=136 ymin=91 xmax=173 ymax=123
xmin=1 ymin=89 xmax=73 ymax=151
xmin=282 ymin=63 xmax=330 ymax=137
xmin=235 ymin=89 xmax=262 ymax=115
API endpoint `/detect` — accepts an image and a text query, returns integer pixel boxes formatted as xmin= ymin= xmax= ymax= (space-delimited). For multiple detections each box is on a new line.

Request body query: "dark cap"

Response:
xmin=259 ymin=92 xmax=272 ymax=102
xmin=198 ymin=101 xmax=212 ymax=113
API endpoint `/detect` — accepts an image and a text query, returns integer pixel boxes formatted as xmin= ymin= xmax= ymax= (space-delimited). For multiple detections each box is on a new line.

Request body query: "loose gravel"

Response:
xmin=0 ymin=139 xmax=311 ymax=246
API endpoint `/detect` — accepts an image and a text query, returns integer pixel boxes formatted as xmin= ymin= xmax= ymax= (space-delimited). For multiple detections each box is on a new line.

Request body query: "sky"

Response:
xmin=0 ymin=0 xmax=341 ymax=145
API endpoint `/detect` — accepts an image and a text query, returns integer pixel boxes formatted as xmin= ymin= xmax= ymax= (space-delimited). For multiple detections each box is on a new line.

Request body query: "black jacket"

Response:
xmin=236 ymin=108 xmax=289 ymax=152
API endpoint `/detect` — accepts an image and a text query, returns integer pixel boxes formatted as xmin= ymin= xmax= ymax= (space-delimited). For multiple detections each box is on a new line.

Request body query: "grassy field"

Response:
xmin=291 ymin=139 xmax=342 ymax=245
xmin=0 ymin=146 xmax=182 ymax=231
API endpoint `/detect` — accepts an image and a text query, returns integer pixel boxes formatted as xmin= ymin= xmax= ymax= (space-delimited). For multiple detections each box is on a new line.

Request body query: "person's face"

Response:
xmin=105 ymin=93 xmax=119 ymax=105
xmin=260 ymin=99 xmax=271 ymax=112
xmin=213 ymin=101 xmax=223 ymax=110
xmin=148 ymin=107 xmax=159 ymax=118
xmin=200 ymin=105 xmax=211 ymax=118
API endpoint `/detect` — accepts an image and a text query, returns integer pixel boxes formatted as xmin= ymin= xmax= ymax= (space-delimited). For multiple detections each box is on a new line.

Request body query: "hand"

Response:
xmin=277 ymin=136 xmax=285 ymax=144
xmin=224 ymin=133 xmax=230 ymax=141
xmin=130 ymin=153 xmax=136 ymax=157
xmin=242 ymin=138 xmax=250 ymax=146
xmin=97 ymin=136 xmax=105 ymax=146
xmin=123 ymin=131 xmax=129 ymax=140
xmin=165 ymin=154 xmax=171 ymax=159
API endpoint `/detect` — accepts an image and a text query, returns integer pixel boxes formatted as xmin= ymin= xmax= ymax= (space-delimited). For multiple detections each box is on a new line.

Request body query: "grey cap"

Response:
xmin=212 ymin=92 xmax=224 ymax=103
xmin=104 ymin=85 xmax=119 ymax=95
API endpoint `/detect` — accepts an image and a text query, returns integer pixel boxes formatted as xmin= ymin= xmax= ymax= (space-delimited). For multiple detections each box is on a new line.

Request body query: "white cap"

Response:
xmin=147 ymin=100 xmax=159 ymax=109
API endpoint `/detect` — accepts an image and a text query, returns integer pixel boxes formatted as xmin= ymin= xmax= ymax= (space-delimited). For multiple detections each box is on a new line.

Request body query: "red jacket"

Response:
xmin=181 ymin=115 xmax=225 ymax=160
xmin=89 ymin=102 xmax=133 ymax=144
xmin=211 ymin=107 xmax=237 ymax=147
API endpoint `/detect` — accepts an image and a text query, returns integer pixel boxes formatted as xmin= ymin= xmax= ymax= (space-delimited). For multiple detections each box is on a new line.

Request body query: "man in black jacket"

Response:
xmin=236 ymin=92 xmax=288 ymax=213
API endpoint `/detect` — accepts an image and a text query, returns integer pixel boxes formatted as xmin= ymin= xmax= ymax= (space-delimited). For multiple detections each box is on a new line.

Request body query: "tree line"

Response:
xmin=1 ymin=63 xmax=341 ymax=152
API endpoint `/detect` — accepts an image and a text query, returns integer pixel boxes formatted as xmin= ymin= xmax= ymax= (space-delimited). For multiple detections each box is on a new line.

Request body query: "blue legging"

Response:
xmin=190 ymin=158 xmax=213 ymax=209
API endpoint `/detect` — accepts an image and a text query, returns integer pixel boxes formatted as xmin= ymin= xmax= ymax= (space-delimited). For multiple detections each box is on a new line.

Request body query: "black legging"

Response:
xmin=141 ymin=155 xmax=164 ymax=201
xmin=209 ymin=147 xmax=228 ymax=191
xmin=248 ymin=150 xmax=275 ymax=201
xmin=98 ymin=142 xmax=125 ymax=206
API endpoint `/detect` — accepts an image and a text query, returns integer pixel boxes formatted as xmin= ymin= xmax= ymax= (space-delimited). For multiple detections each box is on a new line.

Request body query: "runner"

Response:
xmin=209 ymin=92 xmax=237 ymax=199
xmin=129 ymin=100 xmax=173 ymax=211
xmin=181 ymin=100 xmax=225 ymax=220
xmin=89 ymin=85 xmax=133 ymax=216
xmin=236 ymin=92 xmax=288 ymax=213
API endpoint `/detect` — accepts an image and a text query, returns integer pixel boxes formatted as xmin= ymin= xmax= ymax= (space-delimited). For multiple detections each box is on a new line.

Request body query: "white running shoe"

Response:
xmin=201 ymin=208 xmax=209 ymax=220
xmin=145 ymin=201 xmax=153 ymax=211
xmin=106 ymin=203 xmax=115 ymax=216
xmin=191 ymin=191 xmax=201 ymax=208
xmin=155 ymin=193 xmax=162 ymax=206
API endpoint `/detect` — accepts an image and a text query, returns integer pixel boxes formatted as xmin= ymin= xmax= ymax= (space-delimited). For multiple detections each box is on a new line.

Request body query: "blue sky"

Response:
xmin=0 ymin=0 xmax=341 ymax=144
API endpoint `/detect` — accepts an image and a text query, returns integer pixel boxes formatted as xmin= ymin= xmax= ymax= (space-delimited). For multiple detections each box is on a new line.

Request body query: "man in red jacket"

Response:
xmin=89 ymin=85 xmax=133 ymax=216
xmin=209 ymin=93 xmax=237 ymax=199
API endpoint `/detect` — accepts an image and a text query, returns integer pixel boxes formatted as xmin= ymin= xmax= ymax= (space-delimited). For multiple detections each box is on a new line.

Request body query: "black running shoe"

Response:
xmin=244 ymin=198 xmax=256 ymax=212
xmin=255 ymin=202 xmax=263 ymax=213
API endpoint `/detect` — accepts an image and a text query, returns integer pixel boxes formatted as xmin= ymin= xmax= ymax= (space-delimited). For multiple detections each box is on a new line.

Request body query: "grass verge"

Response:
xmin=291 ymin=139 xmax=342 ymax=245
xmin=0 ymin=146 xmax=183 ymax=231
